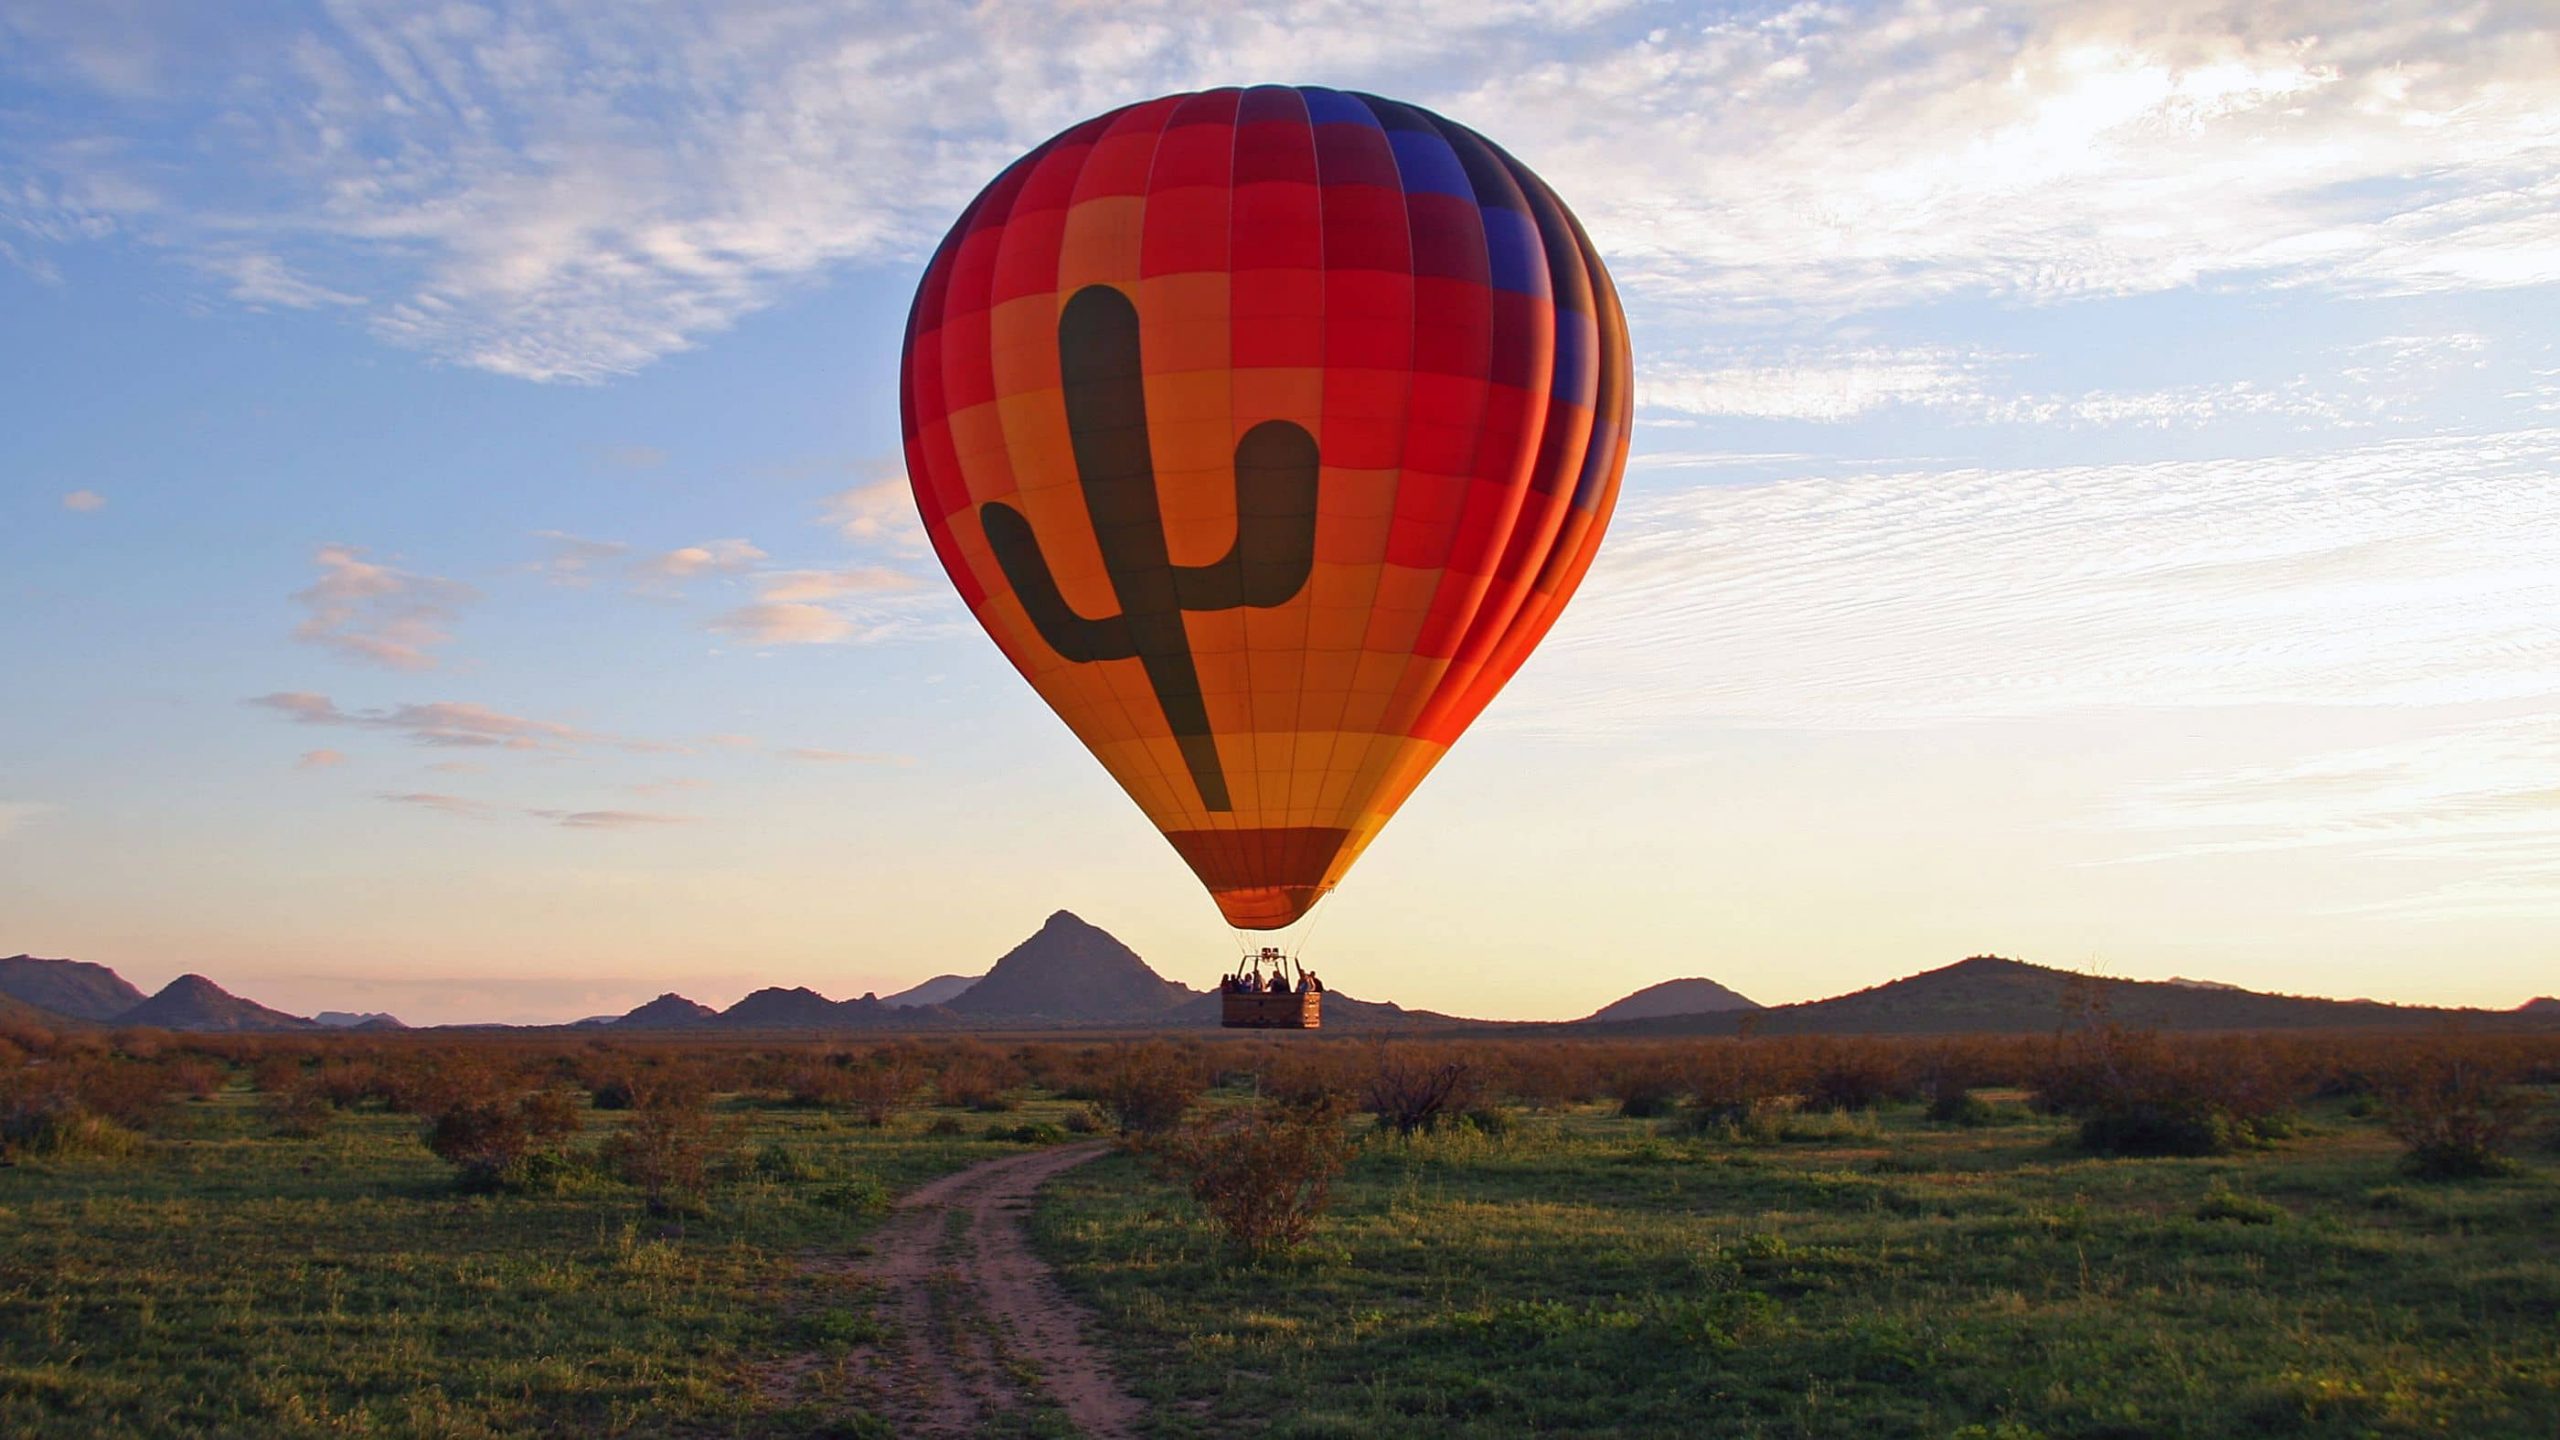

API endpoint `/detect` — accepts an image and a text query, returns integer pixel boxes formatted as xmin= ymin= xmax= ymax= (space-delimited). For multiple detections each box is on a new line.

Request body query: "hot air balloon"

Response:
xmin=902 ymin=86 xmax=1630 ymax=1019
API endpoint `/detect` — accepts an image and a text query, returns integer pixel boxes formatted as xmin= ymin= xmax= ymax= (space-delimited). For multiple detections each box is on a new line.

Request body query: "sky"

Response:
xmin=3 ymin=0 xmax=2555 ymax=1025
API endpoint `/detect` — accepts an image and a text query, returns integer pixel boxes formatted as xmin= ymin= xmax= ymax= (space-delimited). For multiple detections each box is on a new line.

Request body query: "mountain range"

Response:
xmin=5 ymin=932 xmax=2555 ymax=1037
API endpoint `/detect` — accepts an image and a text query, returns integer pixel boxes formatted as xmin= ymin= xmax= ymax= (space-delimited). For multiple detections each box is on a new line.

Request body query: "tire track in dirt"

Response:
xmin=764 ymin=1140 xmax=1140 ymax=1438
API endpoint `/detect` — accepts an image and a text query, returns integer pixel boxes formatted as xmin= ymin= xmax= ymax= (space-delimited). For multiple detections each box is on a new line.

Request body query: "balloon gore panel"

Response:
xmin=902 ymin=86 xmax=1630 ymax=929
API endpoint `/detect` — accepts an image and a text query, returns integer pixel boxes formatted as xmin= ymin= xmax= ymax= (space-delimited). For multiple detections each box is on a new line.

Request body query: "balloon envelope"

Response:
xmin=903 ymin=85 xmax=1631 ymax=929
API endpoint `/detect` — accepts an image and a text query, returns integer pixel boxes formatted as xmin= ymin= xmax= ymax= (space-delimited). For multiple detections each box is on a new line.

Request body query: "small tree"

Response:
xmin=604 ymin=1077 xmax=732 ymax=1214
xmin=1154 ymin=1100 xmax=1352 ymax=1257
xmin=1094 ymin=1041 xmax=1205 ymax=1136
xmin=423 ymin=1083 xmax=583 ymax=1190
xmin=1363 ymin=1041 xmax=1479 ymax=1136
xmin=841 ymin=1051 xmax=925 ymax=1127
xmin=2381 ymin=1033 xmax=2532 ymax=1179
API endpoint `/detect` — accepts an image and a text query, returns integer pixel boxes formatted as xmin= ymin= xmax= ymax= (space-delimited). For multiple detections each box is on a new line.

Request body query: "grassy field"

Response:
xmin=0 ymin=1086 xmax=1096 ymax=1438
xmin=3 ymin=1036 xmax=2555 ymax=1438
xmin=1037 ymin=1092 xmax=2560 ymax=1439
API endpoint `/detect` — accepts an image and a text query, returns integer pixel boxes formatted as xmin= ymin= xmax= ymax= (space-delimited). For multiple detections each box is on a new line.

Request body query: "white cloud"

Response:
xmin=2108 ymin=715 xmax=2560 ymax=923
xmin=296 ymin=748 xmax=348 ymax=770
xmin=60 ymin=489 xmax=105 ymax=511
xmin=290 ymin=544 xmax=474 ymax=672
xmin=378 ymin=791 xmax=498 ymax=818
xmin=531 ymin=530 xmax=631 ymax=587
xmin=4 ymin=2 xmax=2552 ymax=379
xmin=1512 ymin=426 xmax=2560 ymax=733
xmin=781 ymin=746 xmax=912 ymax=765
xmin=527 ymin=808 xmax=694 ymax=829
xmin=707 ymin=601 xmax=856 ymax=646
xmin=1644 ymin=350 xmax=2368 ymax=427
xmin=821 ymin=474 xmax=925 ymax=548
xmin=633 ymin=538 xmax=767 ymax=585
xmin=204 ymin=251 xmax=363 ymax=308
xmin=755 ymin=567 xmax=918 ymax=603
xmin=705 ymin=563 xmax=933 ymax=645
xmin=252 ymin=692 xmax=597 ymax=751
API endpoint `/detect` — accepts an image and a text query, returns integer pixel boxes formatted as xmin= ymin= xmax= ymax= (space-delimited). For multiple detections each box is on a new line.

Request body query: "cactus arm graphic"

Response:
xmin=976 ymin=285 xmax=1319 ymax=814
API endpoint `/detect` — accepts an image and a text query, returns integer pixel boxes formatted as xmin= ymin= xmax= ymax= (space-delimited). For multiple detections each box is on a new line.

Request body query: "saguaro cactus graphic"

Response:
xmin=980 ymin=284 xmax=1321 ymax=812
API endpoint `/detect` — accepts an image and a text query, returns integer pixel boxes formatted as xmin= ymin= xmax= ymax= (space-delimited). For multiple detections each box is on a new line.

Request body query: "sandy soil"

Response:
xmin=764 ymin=1140 xmax=1143 ymax=1437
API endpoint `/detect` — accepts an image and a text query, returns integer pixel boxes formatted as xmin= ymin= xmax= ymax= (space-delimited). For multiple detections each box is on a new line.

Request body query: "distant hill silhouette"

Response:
xmin=1584 ymin=977 xmax=1760 ymax=1024
xmin=944 ymin=911 xmax=1193 ymax=1022
xmin=1579 ymin=955 xmax=2557 ymax=1036
xmin=721 ymin=986 xmax=849 ymax=1028
xmin=615 ymin=993 xmax=721 ymax=1028
xmin=2522 ymin=997 xmax=2559 ymax=1015
xmin=314 ymin=1010 xmax=405 ymax=1029
xmin=0 ymin=954 xmax=149 ymax=1022
xmin=118 ymin=974 xmax=317 ymax=1032
xmin=884 ymin=973 xmax=981 ymax=1008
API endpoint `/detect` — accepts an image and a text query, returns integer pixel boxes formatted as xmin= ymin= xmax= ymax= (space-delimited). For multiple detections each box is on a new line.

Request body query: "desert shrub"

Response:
xmin=1364 ymin=1042 xmax=1481 ymax=1136
xmin=312 ymin=1060 xmax=385 ymax=1109
xmin=0 ymin=1068 xmax=144 ymax=1160
xmin=935 ymin=1043 xmax=1021 ymax=1112
xmin=985 ymin=1120 xmax=1068 ymax=1145
xmin=1497 ymin=1044 xmax=1597 ymax=1109
xmin=588 ymin=1071 xmax=645 ymax=1110
xmin=1682 ymin=1041 xmax=1791 ymax=1139
xmin=261 ymin=1082 xmax=333 ymax=1139
xmin=841 ymin=1052 xmax=925 ymax=1127
xmin=1254 ymin=1046 xmax=1366 ymax=1111
xmin=602 ymin=1073 xmax=733 ymax=1214
xmin=1061 ymin=1107 xmax=1101 ymax=1135
xmin=1603 ymin=1048 xmax=1688 ymax=1118
xmin=1094 ymin=1041 xmax=1206 ymax=1136
xmin=422 ymin=1083 xmax=584 ymax=1191
xmin=2033 ymin=1026 xmax=2298 ymax=1158
xmin=1798 ymin=1039 xmax=1911 ymax=1113
xmin=925 ymin=1114 xmax=965 ymax=1137
xmin=2380 ymin=1033 xmax=2533 ymax=1179
xmin=1153 ymin=1100 xmax=1352 ymax=1257
xmin=163 ymin=1058 xmax=227 ymax=1101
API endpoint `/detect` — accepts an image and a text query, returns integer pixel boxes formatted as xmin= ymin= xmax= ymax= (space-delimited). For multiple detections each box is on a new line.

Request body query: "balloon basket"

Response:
xmin=1218 ymin=946 xmax=1322 ymax=1030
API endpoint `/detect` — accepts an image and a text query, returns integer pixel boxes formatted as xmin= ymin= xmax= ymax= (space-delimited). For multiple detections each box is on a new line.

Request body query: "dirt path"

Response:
xmin=765 ymin=1140 xmax=1143 ymax=1438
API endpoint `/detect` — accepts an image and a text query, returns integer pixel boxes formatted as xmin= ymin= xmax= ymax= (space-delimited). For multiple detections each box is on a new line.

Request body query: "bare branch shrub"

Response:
xmin=1153 ymin=1100 xmax=1353 ymax=1257
xmin=1364 ymin=1041 xmax=1480 ymax=1136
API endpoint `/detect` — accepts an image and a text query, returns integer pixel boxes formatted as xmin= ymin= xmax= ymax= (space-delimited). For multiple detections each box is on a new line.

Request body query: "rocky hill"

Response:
xmin=0 ymin=954 xmax=149 ymax=1022
xmin=1583 ymin=977 xmax=1760 ymax=1024
xmin=117 ymin=974 xmax=317 ymax=1032
xmin=943 ymin=911 xmax=1195 ymax=1022
xmin=1580 ymin=955 xmax=2557 ymax=1036
xmin=2521 ymin=997 xmax=2559 ymax=1016
xmin=314 ymin=1010 xmax=405 ymax=1029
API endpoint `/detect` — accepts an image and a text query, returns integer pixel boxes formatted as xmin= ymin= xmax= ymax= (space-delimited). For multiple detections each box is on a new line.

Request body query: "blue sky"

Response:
xmin=4 ymin=1 xmax=2556 ymax=1023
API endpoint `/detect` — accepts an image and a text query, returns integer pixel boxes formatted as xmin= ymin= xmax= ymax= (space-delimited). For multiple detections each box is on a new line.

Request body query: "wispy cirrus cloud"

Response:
xmin=290 ymin=545 xmax=474 ymax=672
xmin=252 ymin=692 xmax=592 ymax=750
xmin=379 ymin=793 xmax=697 ymax=829
xmin=708 ymin=566 xmax=932 ymax=646
xmin=2107 ymin=715 xmax=2560 ymax=923
xmin=60 ymin=488 xmax=105 ymax=511
xmin=296 ymin=748 xmax=347 ymax=771
xmin=378 ymin=791 xmax=498 ymax=818
xmin=527 ymin=808 xmax=694 ymax=830
xmin=781 ymin=747 xmax=914 ymax=766
xmin=4 ymin=2 xmax=2552 ymax=381
xmin=1514 ymin=427 xmax=2560 ymax=734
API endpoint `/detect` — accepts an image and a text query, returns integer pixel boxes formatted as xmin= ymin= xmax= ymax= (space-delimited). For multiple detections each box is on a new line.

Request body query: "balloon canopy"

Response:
xmin=902 ymin=85 xmax=1631 ymax=929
